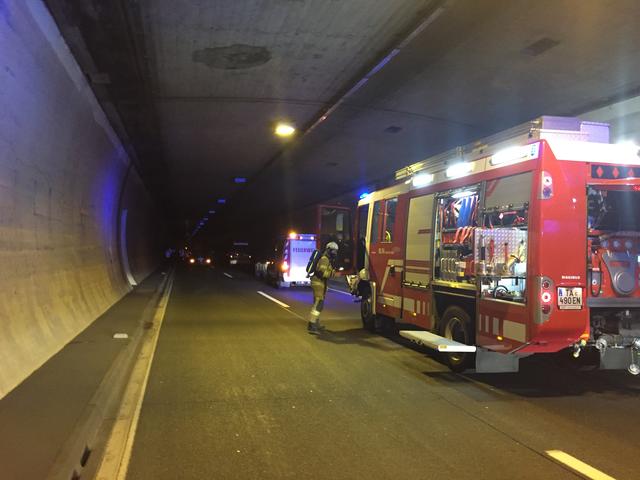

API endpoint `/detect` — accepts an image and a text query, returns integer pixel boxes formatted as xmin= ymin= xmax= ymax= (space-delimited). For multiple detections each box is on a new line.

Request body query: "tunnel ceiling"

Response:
xmin=45 ymin=0 xmax=640 ymax=234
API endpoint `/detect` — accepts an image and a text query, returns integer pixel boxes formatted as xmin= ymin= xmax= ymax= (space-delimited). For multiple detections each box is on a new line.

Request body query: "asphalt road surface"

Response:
xmin=126 ymin=266 xmax=640 ymax=479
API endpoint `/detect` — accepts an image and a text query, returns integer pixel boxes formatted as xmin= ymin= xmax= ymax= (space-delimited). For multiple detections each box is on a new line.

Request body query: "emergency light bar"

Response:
xmin=287 ymin=233 xmax=316 ymax=241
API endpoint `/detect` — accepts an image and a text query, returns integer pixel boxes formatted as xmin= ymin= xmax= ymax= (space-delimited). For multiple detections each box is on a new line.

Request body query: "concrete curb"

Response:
xmin=45 ymin=269 xmax=174 ymax=480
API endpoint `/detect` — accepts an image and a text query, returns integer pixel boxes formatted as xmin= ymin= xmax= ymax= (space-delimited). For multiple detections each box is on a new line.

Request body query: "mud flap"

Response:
xmin=599 ymin=348 xmax=628 ymax=370
xmin=475 ymin=348 xmax=520 ymax=373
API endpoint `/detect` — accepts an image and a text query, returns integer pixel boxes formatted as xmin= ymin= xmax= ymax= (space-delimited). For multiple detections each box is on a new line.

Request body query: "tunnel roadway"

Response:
xmin=124 ymin=266 xmax=640 ymax=480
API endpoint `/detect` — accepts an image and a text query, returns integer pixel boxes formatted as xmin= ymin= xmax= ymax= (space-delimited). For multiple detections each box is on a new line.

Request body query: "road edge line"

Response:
xmin=545 ymin=450 xmax=616 ymax=480
xmin=94 ymin=271 xmax=175 ymax=480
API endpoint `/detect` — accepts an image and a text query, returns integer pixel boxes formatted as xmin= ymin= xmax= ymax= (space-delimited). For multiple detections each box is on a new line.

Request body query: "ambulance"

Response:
xmin=261 ymin=233 xmax=318 ymax=288
xmin=256 ymin=204 xmax=355 ymax=287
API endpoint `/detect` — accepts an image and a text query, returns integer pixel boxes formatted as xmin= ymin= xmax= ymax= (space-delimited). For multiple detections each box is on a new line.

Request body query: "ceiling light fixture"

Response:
xmin=275 ymin=123 xmax=296 ymax=137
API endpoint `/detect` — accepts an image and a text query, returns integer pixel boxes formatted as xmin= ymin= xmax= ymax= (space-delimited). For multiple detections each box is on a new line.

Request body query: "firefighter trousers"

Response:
xmin=308 ymin=278 xmax=328 ymax=325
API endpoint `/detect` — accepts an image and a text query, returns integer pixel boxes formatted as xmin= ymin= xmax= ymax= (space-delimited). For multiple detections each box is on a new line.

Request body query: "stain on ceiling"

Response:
xmin=192 ymin=44 xmax=272 ymax=70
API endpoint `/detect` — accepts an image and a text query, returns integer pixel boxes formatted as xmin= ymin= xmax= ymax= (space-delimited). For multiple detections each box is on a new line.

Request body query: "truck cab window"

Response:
xmin=320 ymin=206 xmax=353 ymax=270
xmin=370 ymin=201 xmax=382 ymax=244
xmin=356 ymin=204 xmax=369 ymax=270
xmin=370 ymin=198 xmax=398 ymax=243
xmin=382 ymin=198 xmax=398 ymax=243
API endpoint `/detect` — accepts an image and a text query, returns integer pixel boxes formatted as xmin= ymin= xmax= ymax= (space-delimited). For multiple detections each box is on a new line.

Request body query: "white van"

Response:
xmin=265 ymin=233 xmax=317 ymax=288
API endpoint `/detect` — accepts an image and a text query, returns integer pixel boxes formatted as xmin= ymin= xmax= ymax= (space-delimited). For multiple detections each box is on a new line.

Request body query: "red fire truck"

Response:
xmin=348 ymin=116 xmax=640 ymax=374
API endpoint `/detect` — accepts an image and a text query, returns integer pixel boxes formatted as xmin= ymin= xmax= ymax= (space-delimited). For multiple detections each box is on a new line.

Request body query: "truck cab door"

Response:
xmin=369 ymin=197 xmax=403 ymax=318
xmin=403 ymin=194 xmax=435 ymax=329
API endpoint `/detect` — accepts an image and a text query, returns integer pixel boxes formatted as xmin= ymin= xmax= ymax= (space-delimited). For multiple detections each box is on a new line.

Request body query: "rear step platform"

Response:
xmin=399 ymin=330 xmax=476 ymax=353
xmin=400 ymin=330 xmax=521 ymax=373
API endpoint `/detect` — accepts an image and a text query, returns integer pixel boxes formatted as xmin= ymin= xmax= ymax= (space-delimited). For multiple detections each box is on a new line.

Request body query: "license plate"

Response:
xmin=557 ymin=287 xmax=583 ymax=309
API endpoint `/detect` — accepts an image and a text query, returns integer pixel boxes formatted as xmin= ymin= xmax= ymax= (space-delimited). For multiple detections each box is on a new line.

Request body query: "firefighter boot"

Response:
xmin=308 ymin=305 xmax=322 ymax=335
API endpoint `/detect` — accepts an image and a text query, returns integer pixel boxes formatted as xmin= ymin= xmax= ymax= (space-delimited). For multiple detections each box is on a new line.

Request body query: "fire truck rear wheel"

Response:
xmin=439 ymin=306 xmax=475 ymax=373
xmin=361 ymin=296 xmax=375 ymax=332
xmin=374 ymin=314 xmax=394 ymax=334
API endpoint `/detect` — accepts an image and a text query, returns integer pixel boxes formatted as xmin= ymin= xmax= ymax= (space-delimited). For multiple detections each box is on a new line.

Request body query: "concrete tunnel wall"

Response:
xmin=120 ymin=170 xmax=165 ymax=287
xmin=0 ymin=0 xmax=163 ymax=398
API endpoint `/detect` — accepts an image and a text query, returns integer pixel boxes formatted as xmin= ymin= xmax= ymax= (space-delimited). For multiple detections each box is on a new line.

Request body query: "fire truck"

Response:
xmin=348 ymin=116 xmax=640 ymax=374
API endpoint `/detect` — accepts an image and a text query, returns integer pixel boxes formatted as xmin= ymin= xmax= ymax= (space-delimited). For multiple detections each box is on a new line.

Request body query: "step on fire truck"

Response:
xmin=347 ymin=116 xmax=640 ymax=374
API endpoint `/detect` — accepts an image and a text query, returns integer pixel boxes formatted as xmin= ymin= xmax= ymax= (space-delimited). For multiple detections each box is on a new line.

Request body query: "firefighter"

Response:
xmin=307 ymin=242 xmax=339 ymax=334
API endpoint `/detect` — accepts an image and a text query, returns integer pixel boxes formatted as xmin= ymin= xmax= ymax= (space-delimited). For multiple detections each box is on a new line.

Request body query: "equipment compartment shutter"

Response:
xmin=484 ymin=172 xmax=532 ymax=211
xmin=405 ymin=194 xmax=434 ymax=286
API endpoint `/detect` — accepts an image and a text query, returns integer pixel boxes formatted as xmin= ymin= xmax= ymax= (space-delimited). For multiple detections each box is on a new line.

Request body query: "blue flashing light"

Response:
xmin=217 ymin=198 xmax=226 ymax=204
xmin=359 ymin=192 xmax=371 ymax=200
xmin=234 ymin=177 xmax=247 ymax=183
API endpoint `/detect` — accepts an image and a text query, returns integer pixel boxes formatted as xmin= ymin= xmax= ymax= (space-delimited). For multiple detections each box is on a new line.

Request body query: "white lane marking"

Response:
xmin=327 ymin=287 xmax=352 ymax=296
xmin=223 ymin=272 xmax=233 ymax=279
xmin=545 ymin=450 xmax=616 ymax=480
xmin=281 ymin=306 xmax=306 ymax=321
xmin=257 ymin=291 xmax=290 ymax=308
xmin=96 ymin=272 xmax=175 ymax=480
